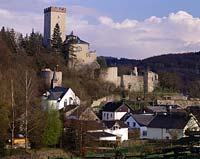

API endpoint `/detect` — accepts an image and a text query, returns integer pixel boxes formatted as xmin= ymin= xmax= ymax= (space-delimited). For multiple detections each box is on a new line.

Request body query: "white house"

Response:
xmin=121 ymin=113 xmax=154 ymax=139
xmin=103 ymin=120 xmax=129 ymax=141
xmin=42 ymin=86 xmax=80 ymax=110
xmin=102 ymin=101 xmax=132 ymax=121
xmin=146 ymin=113 xmax=200 ymax=140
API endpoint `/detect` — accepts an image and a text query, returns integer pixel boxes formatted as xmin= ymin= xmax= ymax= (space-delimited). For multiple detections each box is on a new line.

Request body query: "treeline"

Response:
xmin=101 ymin=52 xmax=200 ymax=97
xmin=0 ymin=27 xmax=116 ymax=155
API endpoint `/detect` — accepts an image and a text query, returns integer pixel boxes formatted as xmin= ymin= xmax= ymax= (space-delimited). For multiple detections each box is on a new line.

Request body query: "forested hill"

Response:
xmin=101 ymin=52 xmax=200 ymax=97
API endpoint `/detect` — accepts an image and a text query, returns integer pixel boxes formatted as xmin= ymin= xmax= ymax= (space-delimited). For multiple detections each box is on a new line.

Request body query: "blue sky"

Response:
xmin=1 ymin=0 xmax=200 ymax=59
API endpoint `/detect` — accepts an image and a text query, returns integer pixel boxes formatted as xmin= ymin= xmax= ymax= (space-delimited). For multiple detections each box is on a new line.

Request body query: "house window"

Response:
xmin=133 ymin=122 xmax=136 ymax=127
xmin=107 ymin=113 xmax=109 ymax=119
xmin=64 ymin=99 xmax=67 ymax=106
xmin=127 ymin=122 xmax=130 ymax=126
xmin=110 ymin=113 xmax=112 ymax=118
xmin=143 ymin=131 xmax=147 ymax=136
xmin=113 ymin=125 xmax=119 ymax=130
xmin=69 ymin=97 xmax=73 ymax=105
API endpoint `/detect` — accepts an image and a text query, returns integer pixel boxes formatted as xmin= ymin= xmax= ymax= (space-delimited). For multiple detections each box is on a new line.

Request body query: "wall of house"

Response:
xmin=124 ymin=117 xmax=148 ymax=139
xmin=59 ymin=88 xmax=80 ymax=109
xmin=99 ymin=136 xmax=116 ymax=141
xmin=124 ymin=117 xmax=140 ymax=128
xmin=114 ymin=112 xmax=127 ymax=120
xmin=102 ymin=112 xmax=114 ymax=121
xmin=146 ymin=128 xmax=183 ymax=139
xmin=140 ymin=127 xmax=148 ymax=139
xmin=105 ymin=128 xmax=128 ymax=141
xmin=183 ymin=115 xmax=200 ymax=135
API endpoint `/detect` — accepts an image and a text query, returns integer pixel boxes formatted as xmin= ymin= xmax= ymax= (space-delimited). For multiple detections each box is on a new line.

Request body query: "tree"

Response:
xmin=42 ymin=108 xmax=62 ymax=147
xmin=0 ymin=102 xmax=10 ymax=156
xmin=51 ymin=23 xmax=62 ymax=50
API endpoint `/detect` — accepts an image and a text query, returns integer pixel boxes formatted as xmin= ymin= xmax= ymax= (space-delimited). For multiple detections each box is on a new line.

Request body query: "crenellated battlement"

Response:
xmin=44 ymin=6 xmax=66 ymax=13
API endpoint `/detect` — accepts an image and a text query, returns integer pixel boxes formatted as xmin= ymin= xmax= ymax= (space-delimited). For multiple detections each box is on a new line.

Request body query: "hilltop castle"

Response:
xmin=43 ymin=6 xmax=158 ymax=92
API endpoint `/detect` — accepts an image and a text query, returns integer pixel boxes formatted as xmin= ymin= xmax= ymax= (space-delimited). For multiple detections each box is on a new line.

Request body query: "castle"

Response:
xmin=62 ymin=32 xmax=98 ymax=67
xmin=43 ymin=6 xmax=158 ymax=92
xmin=101 ymin=67 xmax=158 ymax=93
xmin=43 ymin=7 xmax=66 ymax=47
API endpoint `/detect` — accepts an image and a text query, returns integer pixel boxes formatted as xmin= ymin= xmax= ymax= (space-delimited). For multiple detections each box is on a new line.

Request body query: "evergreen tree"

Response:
xmin=42 ymin=107 xmax=62 ymax=147
xmin=51 ymin=23 xmax=62 ymax=50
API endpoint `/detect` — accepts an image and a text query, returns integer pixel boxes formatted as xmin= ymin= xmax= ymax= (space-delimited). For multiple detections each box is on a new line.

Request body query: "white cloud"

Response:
xmin=0 ymin=9 xmax=12 ymax=17
xmin=99 ymin=16 xmax=138 ymax=29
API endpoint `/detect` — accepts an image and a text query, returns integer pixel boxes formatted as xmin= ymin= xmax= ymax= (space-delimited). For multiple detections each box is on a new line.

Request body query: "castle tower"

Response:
xmin=43 ymin=6 xmax=66 ymax=47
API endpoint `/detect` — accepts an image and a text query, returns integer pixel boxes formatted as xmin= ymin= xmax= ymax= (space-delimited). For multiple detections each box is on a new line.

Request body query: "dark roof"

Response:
xmin=63 ymin=32 xmax=89 ymax=45
xmin=69 ymin=105 xmax=90 ymax=118
xmin=133 ymin=114 xmax=155 ymax=126
xmin=148 ymin=114 xmax=189 ymax=129
xmin=102 ymin=101 xmax=130 ymax=112
xmin=121 ymin=113 xmax=154 ymax=126
xmin=87 ymin=132 xmax=116 ymax=140
xmin=48 ymin=86 xmax=69 ymax=100
xmin=103 ymin=120 xmax=128 ymax=129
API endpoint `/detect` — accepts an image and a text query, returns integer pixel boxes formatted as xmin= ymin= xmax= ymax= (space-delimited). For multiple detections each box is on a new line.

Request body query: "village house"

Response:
xmin=42 ymin=86 xmax=80 ymax=110
xmin=64 ymin=120 xmax=118 ymax=142
xmin=146 ymin=113 xmax=200 ymax=140
xmin=121 ymin=113 xmax=154 ymax=139
xmin=101 ymin=101 xmax=132 ymax=121
xmin=102 ymin=120 xmax=129 ymax=141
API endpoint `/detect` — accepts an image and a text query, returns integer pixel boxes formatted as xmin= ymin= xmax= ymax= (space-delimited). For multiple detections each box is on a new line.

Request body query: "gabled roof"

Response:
xmin=148 ymin=114 xmax=189 ymax=129
xmin=47 ymin=86 xmax=69 ymax=100
xmin=121 ymin=113 xmax=154 ymax=126
xmin=69 ymin=105 xmax=95 ymax=119
xmin=102 ymin=101 xmax=130 ymax=112
xmin=63 ymin=32 xmax=89 ymax=45
xmin=103 ymin=120 xmax=128 ymax=129
xmin=133 ymin=114 xmax=155 ymax=126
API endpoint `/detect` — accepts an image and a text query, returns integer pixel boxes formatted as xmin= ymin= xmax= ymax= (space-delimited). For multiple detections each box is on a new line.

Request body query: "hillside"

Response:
xmin=102 ymin=52 xmax=200 ymax=97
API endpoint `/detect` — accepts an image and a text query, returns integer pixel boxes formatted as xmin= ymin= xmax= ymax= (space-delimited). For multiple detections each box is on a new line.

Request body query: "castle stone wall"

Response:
xmin=144 ymin=71 xmax=159 ymax=93
xmin=44 ymin=7 xmax=66 ymax=47
xmin=41 ymin=68 xmax=62 ymax=88
xmin=122 ymin=75 xmax=144 ymax=92
xmin=100 ymin=67 xmax=120 ymax=86
xmin=101 ymin=67 xmax=158 ymax=93
xmin=71 ymin=43 xmax=97 ymax=65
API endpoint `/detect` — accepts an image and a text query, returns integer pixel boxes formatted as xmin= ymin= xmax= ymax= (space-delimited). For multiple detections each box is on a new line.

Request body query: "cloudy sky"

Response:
xmin=1 ymin=0 xmax=200 ymax=59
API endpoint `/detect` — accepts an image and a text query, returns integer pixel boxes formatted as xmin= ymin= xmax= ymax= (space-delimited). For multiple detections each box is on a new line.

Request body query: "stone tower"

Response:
xmin=43 ymin=6 xmax=66 ymax=47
